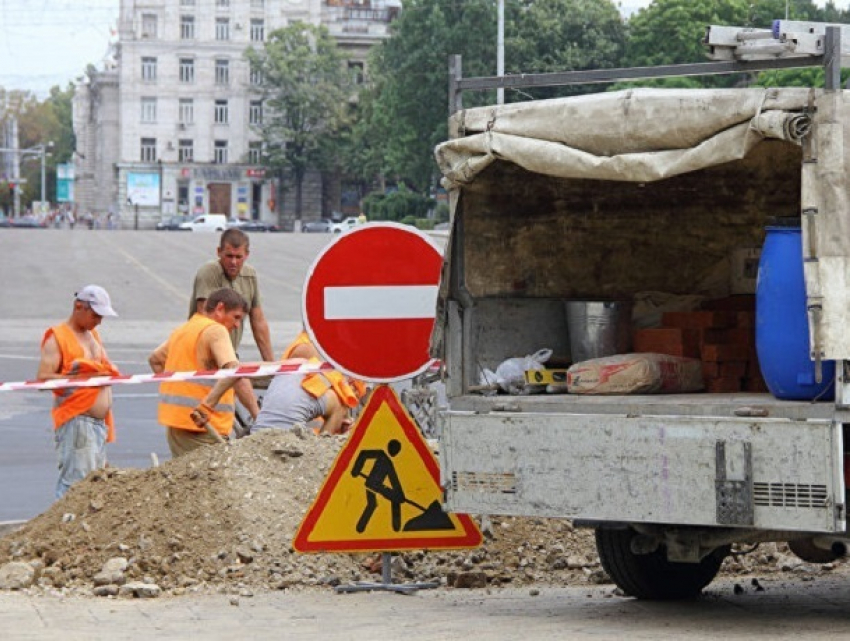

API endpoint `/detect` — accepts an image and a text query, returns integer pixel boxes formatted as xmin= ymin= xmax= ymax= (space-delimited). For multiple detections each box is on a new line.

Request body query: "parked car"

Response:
xmin=226 ymin=218 xmax=280 ymax=233
xmin=331 ymin=216 xmax=363 ymax=233
xmin=9 ymin=215 xmax=47 ymax=229
xmin=156 ymin=215 xmax=192 ymax=230
xmin=0 ymin=213 xmax=10 ymax=228
xmin=179 ymin=214 xmax=227 ymax=232
xmin=302 ymin=219 xmax=333 ymax=233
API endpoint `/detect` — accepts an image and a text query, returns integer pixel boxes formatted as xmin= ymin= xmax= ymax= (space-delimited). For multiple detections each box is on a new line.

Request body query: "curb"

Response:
xmin=0 ymin=520 xmax=26 ymax=537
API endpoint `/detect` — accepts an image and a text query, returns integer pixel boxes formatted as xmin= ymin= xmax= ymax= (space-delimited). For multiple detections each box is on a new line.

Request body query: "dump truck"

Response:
xmin=434 ymin=22 xmax=850 ymax=599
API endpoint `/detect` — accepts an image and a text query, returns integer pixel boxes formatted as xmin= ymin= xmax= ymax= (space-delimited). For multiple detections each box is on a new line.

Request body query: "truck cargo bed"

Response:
xmin=448 ymin=392 xmax=835 ymax=422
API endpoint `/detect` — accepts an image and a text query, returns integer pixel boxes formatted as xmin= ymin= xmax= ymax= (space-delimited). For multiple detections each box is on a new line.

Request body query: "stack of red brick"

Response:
xmin=632 ymin=295 xmax=768 ymax=393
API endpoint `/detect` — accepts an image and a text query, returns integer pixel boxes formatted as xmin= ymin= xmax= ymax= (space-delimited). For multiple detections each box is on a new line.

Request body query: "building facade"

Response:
xmin=73 ymin=0 xmax=396 ymax=229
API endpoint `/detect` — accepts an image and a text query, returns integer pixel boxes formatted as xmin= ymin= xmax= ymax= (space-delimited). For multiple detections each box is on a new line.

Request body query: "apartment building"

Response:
xmin=73 ymin=0 xmax=397 ymax=229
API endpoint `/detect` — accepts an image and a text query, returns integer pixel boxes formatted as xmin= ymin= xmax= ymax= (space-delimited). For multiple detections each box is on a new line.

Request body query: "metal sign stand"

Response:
xmin=335 ymin=553 xmax=441 ymax=595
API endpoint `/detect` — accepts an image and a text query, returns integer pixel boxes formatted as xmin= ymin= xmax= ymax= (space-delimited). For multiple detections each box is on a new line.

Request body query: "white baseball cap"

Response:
xmin=75 ymin=285 xmax=118 ymax=317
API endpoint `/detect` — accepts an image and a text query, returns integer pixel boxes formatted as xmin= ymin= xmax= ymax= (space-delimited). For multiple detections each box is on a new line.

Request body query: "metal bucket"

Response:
xmin=566 ymin=300 xmax=633 ymax=363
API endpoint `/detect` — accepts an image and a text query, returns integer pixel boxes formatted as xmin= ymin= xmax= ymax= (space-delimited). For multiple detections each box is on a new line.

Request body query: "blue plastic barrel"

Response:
xmin=756 ymin=226 xmax=834 ymax=400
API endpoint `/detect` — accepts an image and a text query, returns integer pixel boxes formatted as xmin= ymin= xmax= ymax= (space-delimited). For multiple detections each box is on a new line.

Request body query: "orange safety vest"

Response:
xmin=281 ymin=330 xmax=314 ymax=359
xmin=158 ymin=314 xmax=235 ymax=436
xmin=42 ymin=324 xmax=118 ymax=442
xmin=282 ymin=333 xmax=366 ymax=405
xmin=301 ymin=358 xmax=360 ymax=408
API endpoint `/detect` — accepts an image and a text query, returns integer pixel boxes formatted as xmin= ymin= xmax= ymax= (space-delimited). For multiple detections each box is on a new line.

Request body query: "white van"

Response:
xmin=179 ymin=214 xmax=227 ymax=232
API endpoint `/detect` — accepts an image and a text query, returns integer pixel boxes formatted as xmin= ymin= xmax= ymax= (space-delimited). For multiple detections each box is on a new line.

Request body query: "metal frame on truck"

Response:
xmin=436 ymin=24 xmax=850 ymax=600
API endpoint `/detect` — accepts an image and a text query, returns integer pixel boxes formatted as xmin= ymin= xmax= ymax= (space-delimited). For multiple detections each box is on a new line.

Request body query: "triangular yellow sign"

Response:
xmin=293 ymin=385 xmax=482 ymax=553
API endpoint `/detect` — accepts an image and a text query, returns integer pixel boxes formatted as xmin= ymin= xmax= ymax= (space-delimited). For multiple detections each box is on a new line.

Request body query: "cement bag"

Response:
xmin=567 ymin=353 xmax=704 ymax=395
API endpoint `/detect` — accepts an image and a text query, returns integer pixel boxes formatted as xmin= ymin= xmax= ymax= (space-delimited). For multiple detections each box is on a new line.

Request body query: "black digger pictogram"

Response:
xmin=350 ymin=439 xmax=454 ymax=533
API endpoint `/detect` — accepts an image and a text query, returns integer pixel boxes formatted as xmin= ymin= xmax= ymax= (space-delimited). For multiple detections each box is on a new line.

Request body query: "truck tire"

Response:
xmin=595 ymin=527 xmax=729 ymax=600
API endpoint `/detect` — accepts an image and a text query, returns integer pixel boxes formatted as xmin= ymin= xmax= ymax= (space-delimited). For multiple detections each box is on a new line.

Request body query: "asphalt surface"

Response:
xmin=0 ymin=229 xmax=334 ymax=521
xmin=3 ymin=577 xmax=850 ymax=640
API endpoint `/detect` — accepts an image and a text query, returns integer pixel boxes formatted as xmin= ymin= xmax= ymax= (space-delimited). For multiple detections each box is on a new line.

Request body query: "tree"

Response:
xmin=508 ymin=0 xmax=625 ymax=99
xmin=356 ymin=0 xmax=625 ymax=193
xmin=625 ymin=0 xmax=750 ymax=87
xmin=624 ymin=0 xmax=850 ymax=89
xmin=246 ymin=22 xmax=351 ymax=222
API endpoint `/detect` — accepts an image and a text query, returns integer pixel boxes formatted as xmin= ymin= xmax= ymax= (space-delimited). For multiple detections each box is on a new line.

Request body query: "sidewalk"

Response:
xmin=1 ymin=578 xmax=850 ymax=641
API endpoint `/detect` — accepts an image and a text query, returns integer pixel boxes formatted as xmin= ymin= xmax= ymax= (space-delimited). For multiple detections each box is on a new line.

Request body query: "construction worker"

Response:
xmin=149 ymin=288 xmax=259 ymax=457
xmin=194 ymin=356 xmax=364 ymax=436
xmin=190 ymin=229 xmax=274 ymax=361
xmin=37 ymin=285 xmax=120 ymax=498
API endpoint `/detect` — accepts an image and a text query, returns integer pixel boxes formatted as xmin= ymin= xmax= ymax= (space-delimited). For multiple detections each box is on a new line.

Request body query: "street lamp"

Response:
xmin=21 ymin=141 xmax=54 ymax=211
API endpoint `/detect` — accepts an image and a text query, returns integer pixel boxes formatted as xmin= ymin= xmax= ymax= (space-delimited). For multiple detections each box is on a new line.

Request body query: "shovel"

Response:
xmin=356 ymin=473 xmax=454 ymax=532
xmin=189 ymin=408 xmax=228 ymax=445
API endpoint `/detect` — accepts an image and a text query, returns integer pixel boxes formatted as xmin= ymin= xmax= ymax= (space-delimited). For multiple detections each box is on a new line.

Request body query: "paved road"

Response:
xmin=0 ymin=229 xmax=336 ymax=521
xmin=2 ymin=577 xmax=850 ymax=640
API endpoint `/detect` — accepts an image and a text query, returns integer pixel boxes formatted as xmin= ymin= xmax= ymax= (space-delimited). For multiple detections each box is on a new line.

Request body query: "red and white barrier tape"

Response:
xmin=0 ymin=361 xmax=336 ymax=393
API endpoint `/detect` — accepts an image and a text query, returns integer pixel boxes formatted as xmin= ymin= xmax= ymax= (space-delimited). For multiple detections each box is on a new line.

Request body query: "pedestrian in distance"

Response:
xmin=149 ymin=288 xmax=260 ymax=457
xmin=36 ymin=285 xmax=120 ymax=498
xmin=189 ymin=229 xmax=274 ymax=361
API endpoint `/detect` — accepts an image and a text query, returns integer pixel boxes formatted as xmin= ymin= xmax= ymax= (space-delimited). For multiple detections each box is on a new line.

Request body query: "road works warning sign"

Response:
xmin=293 ymin=385 xmax=482 ymax=553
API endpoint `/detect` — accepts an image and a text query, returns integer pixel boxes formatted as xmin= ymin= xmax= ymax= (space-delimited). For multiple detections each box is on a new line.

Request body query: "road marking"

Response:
xmin=324 ymin=286 xmax=439 ymax=320
xmin=106 ymin=243 xmax=187 ymax=302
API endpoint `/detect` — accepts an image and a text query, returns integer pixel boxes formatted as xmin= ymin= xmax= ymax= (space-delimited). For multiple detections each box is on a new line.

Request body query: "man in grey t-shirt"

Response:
xmin=189 ymin=229 xmax=274 ymax=361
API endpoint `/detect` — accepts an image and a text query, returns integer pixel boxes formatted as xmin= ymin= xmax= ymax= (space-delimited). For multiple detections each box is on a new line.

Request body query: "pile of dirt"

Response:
xmin=0 ymin=429 xmax=845 ymax=597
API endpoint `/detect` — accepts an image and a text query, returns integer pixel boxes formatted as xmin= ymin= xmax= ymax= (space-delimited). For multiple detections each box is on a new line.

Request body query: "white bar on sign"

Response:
xmin=324 ymin=285 xmax=438 ymax=320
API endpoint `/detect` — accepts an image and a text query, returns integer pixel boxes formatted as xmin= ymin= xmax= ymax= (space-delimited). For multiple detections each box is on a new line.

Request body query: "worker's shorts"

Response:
xmin=54 ymin=414 xmax=107 ymax=499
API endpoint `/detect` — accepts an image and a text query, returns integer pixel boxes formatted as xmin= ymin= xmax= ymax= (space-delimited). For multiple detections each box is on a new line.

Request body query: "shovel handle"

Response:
xmin=190 ymin=409 xmax=227 ymax=445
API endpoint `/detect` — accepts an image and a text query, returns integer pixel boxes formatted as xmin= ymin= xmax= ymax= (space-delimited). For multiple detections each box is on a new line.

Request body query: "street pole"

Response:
xmin=497 ymin=0 xmax=504 ymax=105
xmin=40 ymin=146 xmax=46 ymax=210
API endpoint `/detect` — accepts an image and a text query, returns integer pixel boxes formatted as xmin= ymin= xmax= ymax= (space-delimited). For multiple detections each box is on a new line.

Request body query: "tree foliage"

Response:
xmin=246 ymin=22 xmax=350 ymax=220
xmin=355 ymin=0 xmax=625 ymax=193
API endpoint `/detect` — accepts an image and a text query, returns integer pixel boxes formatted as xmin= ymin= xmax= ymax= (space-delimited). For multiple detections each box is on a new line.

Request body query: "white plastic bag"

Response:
xmin=494 ymin=349 xmax=553 ymax=394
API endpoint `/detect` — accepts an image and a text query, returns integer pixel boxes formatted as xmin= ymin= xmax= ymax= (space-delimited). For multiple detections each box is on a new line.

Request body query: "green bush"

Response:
xmin=362 ymin=186 xmax=435 ymax=222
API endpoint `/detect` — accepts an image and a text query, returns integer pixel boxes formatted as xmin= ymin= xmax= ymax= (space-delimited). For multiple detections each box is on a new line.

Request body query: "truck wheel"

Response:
xmin=595 ymin=527 xmax=729 ymax=600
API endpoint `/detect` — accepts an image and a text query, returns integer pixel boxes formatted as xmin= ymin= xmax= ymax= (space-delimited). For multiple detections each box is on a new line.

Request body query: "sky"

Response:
xmin=0 ymin=0 xmax=849 ymax=98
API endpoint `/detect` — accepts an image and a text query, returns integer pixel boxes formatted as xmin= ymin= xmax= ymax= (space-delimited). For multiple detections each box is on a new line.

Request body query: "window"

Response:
xmin=141 ymin=97 xmax=157 ymax=123
xmin=250 ymin=0 xmax=264 ymax=8
xmin=250 ymin=19 xmax=264 ymax=42
xmin=180 ymin=0 xmax=195 ymax=6
xmin=179 ymin=98 xmax=194 ymax=124
xmin=180 ymin=15 xmax=195 ymax=40
xmin=216 ymin=0 xmax=230 ymax=7
xmin=216 ymin=18 xmax=230 ymax=41
xmin=215 ymin=59 xmax=230 ymax=85
xmin=249 ymin=100 xmax=263 ymax=125
xmin=348 ymin=61 xmax=365 ymax=85
xmin=179 ymin=58 xmax=195 ymax=83
xmin=248 ymin=141 xmax=262 ymax=164
xmin=214 ymin=140 xmax=228 ymax=164
xmin=141 ymin=57 xmax=157 ymax=81
xmin=249 ymin=67 xmax=263 ymax=86
xmin=141 ymin=13 xmax=158 ymax=38
xmin=140 ymin=138 xmax=157 ymax=163
xmin=179 ymin=139 xmax=194 ymax=163
xmin=214 ymin=100 xmax=229 ymax=124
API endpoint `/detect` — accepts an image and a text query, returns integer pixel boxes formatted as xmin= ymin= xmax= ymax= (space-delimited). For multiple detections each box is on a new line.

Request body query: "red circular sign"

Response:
xmin=303 ymin=223 xmax=443 ymax=382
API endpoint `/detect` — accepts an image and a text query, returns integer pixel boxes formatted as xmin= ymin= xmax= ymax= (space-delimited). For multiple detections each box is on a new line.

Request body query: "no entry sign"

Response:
xmin=302 ymin=223 xmax=443 ymax=382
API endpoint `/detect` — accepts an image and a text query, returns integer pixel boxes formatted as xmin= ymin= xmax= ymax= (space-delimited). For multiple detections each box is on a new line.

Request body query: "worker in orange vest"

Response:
xmin=193 ymin=330 xmax=367 ymax=435
xmin=149 ymin=288 xmax=259 ymax=457
xmin=37 ymin=285 xmax=120 ymax=498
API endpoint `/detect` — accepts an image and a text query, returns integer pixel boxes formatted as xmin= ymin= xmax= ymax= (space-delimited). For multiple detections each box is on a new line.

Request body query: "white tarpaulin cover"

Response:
xmin=433 ymin=87 xmax=850 ymax=360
